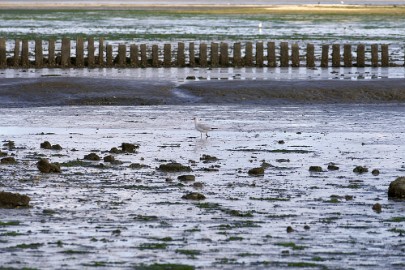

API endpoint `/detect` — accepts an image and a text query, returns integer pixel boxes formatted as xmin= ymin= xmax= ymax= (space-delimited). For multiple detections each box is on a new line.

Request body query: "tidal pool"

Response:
xmin=0 ymin=104 xmax=404 ymax=269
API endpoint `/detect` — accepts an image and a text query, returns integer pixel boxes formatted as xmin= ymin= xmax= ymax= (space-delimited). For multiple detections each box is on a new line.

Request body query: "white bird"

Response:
xmin=193 ymin=117 xmax=216 ymax=138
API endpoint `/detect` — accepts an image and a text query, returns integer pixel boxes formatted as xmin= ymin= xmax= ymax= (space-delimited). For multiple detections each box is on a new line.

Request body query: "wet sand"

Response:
xmin=1 ymin=77 xmax=405 ymax=107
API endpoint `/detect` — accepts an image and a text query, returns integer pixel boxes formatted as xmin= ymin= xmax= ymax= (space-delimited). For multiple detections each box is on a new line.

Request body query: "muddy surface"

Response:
xmin=1 ymin=104 xmax=405 ymax=269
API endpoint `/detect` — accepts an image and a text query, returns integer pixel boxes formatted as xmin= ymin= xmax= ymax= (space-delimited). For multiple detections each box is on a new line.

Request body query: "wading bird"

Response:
xmin=193 ymin=117 xmax=216 ymax=138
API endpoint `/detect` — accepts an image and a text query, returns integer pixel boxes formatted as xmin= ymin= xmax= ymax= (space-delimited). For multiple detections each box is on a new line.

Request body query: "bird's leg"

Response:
xmin=206 ymin=133 xmax=210 ymax=138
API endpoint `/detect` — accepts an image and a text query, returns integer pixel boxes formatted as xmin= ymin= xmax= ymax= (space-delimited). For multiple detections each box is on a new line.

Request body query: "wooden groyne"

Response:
xmin=0 ymin=37 xmax=403 ymax=68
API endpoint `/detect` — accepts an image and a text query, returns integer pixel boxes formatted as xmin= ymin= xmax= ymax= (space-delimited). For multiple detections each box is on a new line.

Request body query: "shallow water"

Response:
xmin=0 ymin=104 xmax=405 ymax=269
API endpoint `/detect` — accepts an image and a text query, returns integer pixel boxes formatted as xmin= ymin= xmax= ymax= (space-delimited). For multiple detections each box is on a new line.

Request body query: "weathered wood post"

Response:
xmin=61 ymin=37 xmax=71 ymax=67
xmin=244 ymin=42 xmax=253 ymax=66
xmin=306 ymin=43 xmax=315 ymax=68
xmin=267 ymin=41 xmax=276 ymax=67
xmin=280 ymin=42 xmax=289 ymax=67
xmin=48 ymin=39 xmax=55 ymax=67
xmin=35 ymin=39 xmax=43 ymax=68
xmin=21 ymin=40 xmax=29 ymax=67
xmin=0 ymin=38 xmax=6 ymax=68
xmin=210 ymin=42 xmax=219 ymax=67
xmin=371 ymin=44 xmax=378 ymax=67
xmin=152 ymin=44 xmax=159 ymax=67
xmin=163 ymin=44 xmax=171 ymax=67
xmin=343 ymin=44 xmax=352 ymax=67
xmin=233 ymin=43 xmax=242 ymax=67
xmin=356 ymin=44 xmax=365 ymax=67
xmin=381 ymin=44 xmax=389 ymax=67
xmin=189 ymin=42 xmax=195 ymax=67
xmin=321 ymin=44 xmax=329 ymax=67
xmin=98 ymin=37 xmax=104 ymax=66
xmin=118 ymin=44 xmax=127 ymax=67
xmin=140 ymin=44 xmax=147 ymax=67
xmin=13 ymin=39 xmax=21 ymax=67
xmin=177 ymin=42 xmax=185 ymax=67
xmin=332 ymin=44 xmax=340 ymax=67
xmin=130 ymin=44 xmax=138 ymax=67
xmin=76 ymin=36 xmax=84 ymax=67
xmin=199 ymin=43 xmax=207 ymax=67
xmin=219 ymin=42 xmax=229 ymax=67
xmin=291 ymin=43 xmax=300 ymax=67
xmin=106 ymin=44 xmax=113 ymax=67
xmin=256 ymin=42 xmax=264 ymax=67
xmin=87 ymin=37 xmax=95 ymax=67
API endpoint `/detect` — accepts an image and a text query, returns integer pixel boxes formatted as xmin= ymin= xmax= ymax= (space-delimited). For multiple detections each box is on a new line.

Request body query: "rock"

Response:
xmin=193 ymin=182 xmax=204 ymax=189
xmin=103 ymin=155 xmax=115 ymax=163
xmin=3 ymin=141 xmax=15 ymax=150
xmin=186 ymin=76 xmax=196 ymax=80
xmin=158 ymin=162 xmax=192 ymax=172
xmin=178 ymin=175 xmax=195 ymax=182
xmin=129 ymin=163 xmax=148 ymax=169
xmin=182 ymin=192 xmax=206 ymax=200
xmin=309 ymin=166 xmax=323 ymax=172
xmin=84 ymin=153 xmax=100 ymax=161
xmin=0 ymin=191 xmax=30 ymax=208
xmin=0 ymin=151 xmax=7 ymax=157
xmin=278 ymin=140 xmax=285 ymax=144
xmin=110 ymin=147 xmax=120 ymax=154
xmin=37 ymin=158 xmax=61 ymax=173
xmin=286 ymin=226 xmax=294 ymax=233
xmin=353 ymin=166 xmax=368 ymax=174
xmin=1 ymin=157 xmax=16 ymax=164
xmin=200 ymin=154 xmax=218 ymax=163
xmin=121 ymin=143 xmax=139 ymax=153
xmin=388 ymin=177 xmax=405 ymax=199
xmin=372 ymin=203 xmax=382 ymax=213
xmin=304 ymin=225 xmax=310 ymax=230
xmin=248 ymin=167 xmax=264 ymax=176
xmin=51 ymin=144 xmax=62 ymax=150
xmin=40 ymin=141 xmax=52 ymax=149
xmin=372 ymin=169 xmax=380 ymax=176
xmin=327 ymin=163 xmax=339 ymax=171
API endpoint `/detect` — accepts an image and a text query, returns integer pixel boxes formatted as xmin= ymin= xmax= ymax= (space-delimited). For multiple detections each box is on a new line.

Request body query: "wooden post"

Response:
xmin=130 ymin=44 xmax=138 ymax=67
xmin=48 ymin=39 xmax=55 ymax=67
xmin=0 ymin=38 xmax=5 ymax=68
xmin=76 ymin=36 xmax=84 ymax=67
xmin=21 ymin=40 xmax=29 ymax=67
xmin=291 ymin=43 xmax=300 ymax=67
xmin=256 ymin=42 xmax=264 ymax=67
xmin=220 ymin=42 xmax=229 ymax=67
xmin=35 ymin=39 xmax=43 ymax=68
xmin=343 ymin=44 xmax=352 ymax=67
xmin=321 ymin=44 xmax=329 ymax=67
xmin=61 ymin=37 xmax=71 ymax=67
xmin=163 ymin=44 xmax=171 ymax=67
xmin=267 ymin=41 xmax=276 ymax=67
xmin=118 ymin=44 xmax=127 ymax=67
xmin=199 ymin=43 xmax=207 ymax=67
xmin=98 ymin=37 xmax=104 ymax=66
xmin=381 ymin=44 xmax=389 ymax=67
xmin=106 ymin=44 xmax=113 ymax=67
xmin=210 ymin=42 xmax=219 ymax=67
xmin=245 ymin=42 xmax=253 ymax=66
xmin=233 ymin=42 xmax=242 ymax=67
xmin=371 ymin=44 xmax=378 ymax=67
xmin=280 ymin=42 xmax=289 ymax=67
xmin=177 ymin=42 xmax=185 ymax=67
xmin=332 ymin=44 xmax=340 ymax=67
xmin=306 ymin=43 xmax=315 ymax=68
xmin=140 ymin=44 xmax=147 ymax=67
xmin=189 ymin=42 xmax=195 ymax=67
xmin=87 ymin=37 xmax=95 ymax=67
xmin=356 ymin=44 xmax=365 ymax=67
xmin=152 ymin=44 xmax=159 ymax=67
xmin=13 ymin=39 xmax=20 ymax=67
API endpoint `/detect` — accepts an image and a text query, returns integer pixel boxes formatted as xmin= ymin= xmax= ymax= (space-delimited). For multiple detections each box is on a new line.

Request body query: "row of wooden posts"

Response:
xmin=0 ymin=37 xmax=400 ymax=68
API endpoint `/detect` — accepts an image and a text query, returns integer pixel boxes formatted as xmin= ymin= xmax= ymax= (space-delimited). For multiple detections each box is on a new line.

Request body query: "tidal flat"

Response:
xmin=1 ymin=104 xmax=405 ymax=269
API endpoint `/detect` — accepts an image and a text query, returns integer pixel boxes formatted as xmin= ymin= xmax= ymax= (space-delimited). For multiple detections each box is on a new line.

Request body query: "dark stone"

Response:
xmin=200 ymin=154 xmax=218 ymax=163
xmin=327 ymin=163 xmax=339 ymax=171
xmin=388 ymin=177 xmax=405 ymax=199
xmin=182 ymin=192 xmax=206 ymax=200
xmin=372 ymin=169 xmax=380 ymax=176
xmin=103 ymin=155 xmax=115 ymax=163
xmin=304 ymin=225 xmax=310 ymax=230
xmin=110 ymin=147 xmax=120 ymax=154
xmin=84 ymin=153 xmax=100 ymax=161
xmin=286 ymin=226 xmax=294 ymax=233
xmin=121 ymin=143 xmax=139 ymax=153
xmin=0 ymin=151 xmax=7 ymax=157
xmin=278 ymin=140 xmax=285 ymax=144
xmin=178 ymin=175 xmax=195 ymax=182
xmin=353 ymin=166 xmax=368 ymax=174
xmin=248 ymin=167 xmax=264 ymax=176
xmin=0 ymin=191 xmax=30 ymax=208
xmin=372 ymin=203 xmax=382 ymax=213
xmin=1 ymin=157 xmax=16 ymax=164
xmin=51 ymin=144 xmax=62 ymax=150
xmin=40 ymin=141 xmax=52 ymax=149
xmin=193 ymin=182 xmax=204 ymax=189
xmin=37 ymin=158 xmax=61 ymax=173
xmin=186 ymin=76 xmax=196 ymax=80
xmin=158 ymin=162 xmax=192 ymax=172
xmin=309 ymin=166 xmax=323 ymax=172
